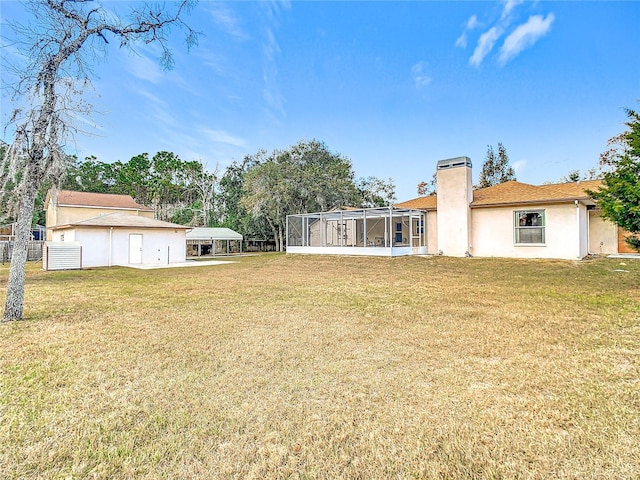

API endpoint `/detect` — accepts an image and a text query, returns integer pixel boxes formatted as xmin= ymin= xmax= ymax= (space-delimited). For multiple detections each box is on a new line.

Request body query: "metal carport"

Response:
xmin=186 ymin=227 xmax=243 ymax=256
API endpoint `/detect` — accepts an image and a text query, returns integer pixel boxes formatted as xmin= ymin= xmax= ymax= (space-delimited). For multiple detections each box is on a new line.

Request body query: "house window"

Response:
xmin=415 ymin=219 xmax=424 ymax=235
xmin=514 ymin=210 xmax=545 ymax=244
xmin=395 ymin=222 xmax=403 ymax=243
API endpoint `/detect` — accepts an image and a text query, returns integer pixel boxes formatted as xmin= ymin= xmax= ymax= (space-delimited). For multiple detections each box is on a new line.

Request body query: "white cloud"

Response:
xmin=466 ymin=14 xmax=480 ymax=30
xmin=262 ymin=0 xmax=292 ymax=21
xmin=411 ymin=62 xmax=432 ymax=89
xmin=207 ymin=4 xmax=249 ymax=40
xmin=498 ymin=13 xmax=555 ymax=65
xmin=263 ymin=28 xmax=281 ymax=63
xmin=195 ymin=50 xmax=229 ymax=77
xmin=138 ymin=89 xmax=166 ymax=108
xmin=501 ymin=0 xmax=524 ymax=20
xmin=455 ymin=14 xmax=480 ymax=48
xmin=262 ymin=27 xmax=285 ymax=115
xmin=151 ymin=107 xmax=178 ymax=129
xmin=469 ymin=27 xmax=501 ymax=67
xmin=512 ymin=159 xmax=527 ymax=176
xmin=199 ymin=128 xmax=247 ymax=147
xmin=126 ymin=55 xmax=164 ymax=84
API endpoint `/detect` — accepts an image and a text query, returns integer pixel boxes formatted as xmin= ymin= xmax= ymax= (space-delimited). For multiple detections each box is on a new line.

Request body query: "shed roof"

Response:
xmin=395 ymin=180 xmax=602 ymax=210
xmin=50 ymin=190 xmax=154 ymax=211
xmin=50 ymin=213 xmax=189 ymax=230
xmin=186 ymin=227 xmax=243 ymax=241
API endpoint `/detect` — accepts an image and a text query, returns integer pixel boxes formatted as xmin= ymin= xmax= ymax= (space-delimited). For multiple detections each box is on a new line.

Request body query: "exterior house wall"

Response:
xmin=426 ymin=211 xmax=438 ymax=255
xmin=470 ymin=203 xmax=586 ymax=259
xmin=436 ymin=158 xmax=473 ymax=257
xmin=53 ymin=227 xmax=186 ymax=268
xmin=578 ymin=203 xmax=589 ymax=258
xmin=324 ymin=218 xmax=357 ymax=246
xmin=46 ymin=203 xmax=154 ymax=240
xmin=308 ymin=217 xmax=390 ymax=247
xmin=308 ymin=219 xmax=322 ymax=247
xmin=73 ymin=229 xmax=111 ymax=267
xmin=588 ymin=211 xmax=618 ymax=254
xmin=362 ymin=218 xmax=387 ymax=246
xmin=391 ymin=216 xmax=411 ymax=245
xmin=51 ymin=229 xmax=76 ymax=242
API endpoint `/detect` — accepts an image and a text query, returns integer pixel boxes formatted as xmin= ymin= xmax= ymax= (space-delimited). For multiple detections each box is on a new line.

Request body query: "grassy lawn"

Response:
xmin=1 ymin=254 xmax=639 ymax=479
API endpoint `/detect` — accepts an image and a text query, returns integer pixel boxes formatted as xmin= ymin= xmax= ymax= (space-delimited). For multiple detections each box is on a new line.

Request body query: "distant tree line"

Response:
xmin=1 ymin=139 xmax=395 ymax=252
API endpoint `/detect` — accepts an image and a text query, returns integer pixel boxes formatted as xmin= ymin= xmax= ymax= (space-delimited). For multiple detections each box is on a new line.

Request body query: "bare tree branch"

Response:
xmin=1 ymin=0 xmax=199 ymax=321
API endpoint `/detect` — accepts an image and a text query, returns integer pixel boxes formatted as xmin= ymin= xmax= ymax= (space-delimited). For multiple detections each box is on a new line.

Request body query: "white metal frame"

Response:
xmin=287 ymin=207 xmax=427 ymax=257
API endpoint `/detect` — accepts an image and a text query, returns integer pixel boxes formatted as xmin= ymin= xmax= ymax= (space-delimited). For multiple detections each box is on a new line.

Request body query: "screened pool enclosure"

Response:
xmin=286 ymin=207 xmax=427 ymax=256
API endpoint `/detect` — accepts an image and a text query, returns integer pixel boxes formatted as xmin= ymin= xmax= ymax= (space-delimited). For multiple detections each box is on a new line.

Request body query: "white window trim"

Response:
xmin=514 ymin=209 xmax=546 ymax=246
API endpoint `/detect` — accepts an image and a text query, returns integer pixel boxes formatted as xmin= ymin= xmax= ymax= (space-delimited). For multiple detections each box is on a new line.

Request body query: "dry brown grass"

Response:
xmin=1 ymin=254 xmax=639 ymax=479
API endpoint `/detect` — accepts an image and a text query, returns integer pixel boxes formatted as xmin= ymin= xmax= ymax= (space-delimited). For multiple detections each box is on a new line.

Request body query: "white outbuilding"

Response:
xmin=47 ymin=213 xmax=190 ymax=269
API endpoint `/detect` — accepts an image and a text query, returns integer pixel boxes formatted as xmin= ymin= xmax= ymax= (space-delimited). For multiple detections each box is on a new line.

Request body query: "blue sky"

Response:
xmin=1 ymin=1 xmax=639 ymax=202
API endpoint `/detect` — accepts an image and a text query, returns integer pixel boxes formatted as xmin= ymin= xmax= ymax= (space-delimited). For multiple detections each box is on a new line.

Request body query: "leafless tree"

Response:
xmin=1 ymin=0 xmax=198 ymax=321
xmin=191 ymin=166 xmax=220 ymax=227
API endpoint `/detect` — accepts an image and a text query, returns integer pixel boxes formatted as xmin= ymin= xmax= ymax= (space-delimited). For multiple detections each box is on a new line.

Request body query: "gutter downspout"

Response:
xmin=575 ymin=200 xmax=582 ymax=259
xmin=586 ymin=206 xmax=594 ymax=256
xmin=109 ymin=227 xmax=113 ymax=267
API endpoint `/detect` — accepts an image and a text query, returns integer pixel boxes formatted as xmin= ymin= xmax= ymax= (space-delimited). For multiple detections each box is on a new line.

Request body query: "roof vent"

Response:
xmin=437 ymin=156 xmax=472 ymax=170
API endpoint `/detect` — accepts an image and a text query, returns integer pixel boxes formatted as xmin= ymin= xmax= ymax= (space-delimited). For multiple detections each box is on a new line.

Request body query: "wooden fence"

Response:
xmin=1 ymin=241 xmax=44 ymax=264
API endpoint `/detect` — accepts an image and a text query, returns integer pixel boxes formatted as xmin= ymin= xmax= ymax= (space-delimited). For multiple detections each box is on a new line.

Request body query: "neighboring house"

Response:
xmin=0 ymin=223 xmax=45 ymax=262
xmin=287 ymin=156 xmax=633 ymax=259
xmin=44 ymin=189 xmax=189 ymax=269
xmin=48 ymin=213 xmax=189 ymax=268
xmin=45 ymin=189 xmax=154 ymax=241
xmin=0 ymin=223 xmax=46 ymax=241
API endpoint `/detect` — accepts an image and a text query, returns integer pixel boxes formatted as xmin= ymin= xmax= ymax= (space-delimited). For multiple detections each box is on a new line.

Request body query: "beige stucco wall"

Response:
xmin=436 ymin=163 xmax=472 ymax=257
xmin=46 ymin=203 xmax=154 ymax=240
xmin=578 ymin=204 xmax=589 ymax=258
xmin=588 ymin=211 xmax=618 ymax=255
xmin=426 ymin=211 xmax=438 ymax=254
xmin=470 ymin=203 xmax=586 ymax=259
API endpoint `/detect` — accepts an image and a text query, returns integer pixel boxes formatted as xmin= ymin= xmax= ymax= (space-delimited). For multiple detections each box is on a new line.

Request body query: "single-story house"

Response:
xmin=47 ymin=213 xmax=189 ymax=269
xmin=286 ymin=156 xmax=634 ymax=259
xmin=186 ymin=227 xmax=243 ymax=256
xmin=45 ymin=189 xmax=154 ymax=241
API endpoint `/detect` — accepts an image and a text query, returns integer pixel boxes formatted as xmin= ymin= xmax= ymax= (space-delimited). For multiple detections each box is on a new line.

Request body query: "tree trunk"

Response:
xmin=3 ymin=181 xmax=38 ymax=321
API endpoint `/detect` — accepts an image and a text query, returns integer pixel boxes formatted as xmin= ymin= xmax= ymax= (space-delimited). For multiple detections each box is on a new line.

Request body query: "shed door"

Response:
xmin=129 ymin=234 xmax=143 ymax=264
xmin=618 ymin=227 xmax=636 ymax=254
